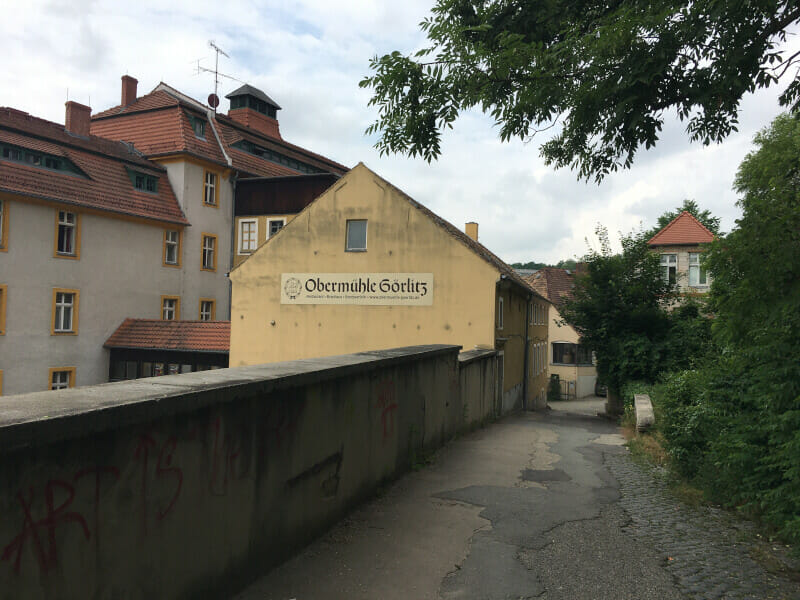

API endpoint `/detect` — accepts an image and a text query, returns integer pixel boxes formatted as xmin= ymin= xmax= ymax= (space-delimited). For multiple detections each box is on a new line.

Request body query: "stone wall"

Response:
xmin=0 ymin=344 xmax=502 ymax=600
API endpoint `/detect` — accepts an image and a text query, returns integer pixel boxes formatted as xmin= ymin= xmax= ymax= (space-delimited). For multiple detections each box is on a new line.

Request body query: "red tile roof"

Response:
xmin=91 ymin=84 xmax=349 ymax=177
xmin=0 ymin=108 xmax=188 ymax=225
xmin=104 ymin=319 xmax=230 ymax=352
xmin=648 ymin=211 xmax=715 ymax=246
xmin=523 ymin=268 xmax=575 ymax=307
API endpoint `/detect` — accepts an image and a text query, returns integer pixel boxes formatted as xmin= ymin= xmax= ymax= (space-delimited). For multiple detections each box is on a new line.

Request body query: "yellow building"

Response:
xmin=230 ymin=164 xmax=550 ymax=411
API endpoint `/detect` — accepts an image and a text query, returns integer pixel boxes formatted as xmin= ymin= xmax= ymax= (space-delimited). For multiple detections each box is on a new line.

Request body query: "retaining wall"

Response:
xmin=0 ymin=344 xmax=499 ymax=600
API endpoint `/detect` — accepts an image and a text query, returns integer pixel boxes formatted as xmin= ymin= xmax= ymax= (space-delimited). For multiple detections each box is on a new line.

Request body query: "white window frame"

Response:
xmin=199 ymin=300 xmax=214 ymax=321
xmin=57 ymin=211 xmax=77 ymax=255
xmin=498 ymin=296 xmax=504 ymax=330
xmin=54 ymin=292 xmax=75 ymax=332
xmin=689 ymin=253 xmax=708 ymax=286
xmin=202 ymin=235 xmax=216 ymax=270
xmin=51 ymin=370 xmax=71 ymax=390
xmin=238 ymin=219 xmax=258 ymax=254
xmin=164 ymin=230 xmax=179 ymax=265
xmin=267 ymin=218 xmax=286 ymax=239
xmin=162 ymin=298 xmax=177 ymax=321
xmin=660 ymin=253 xmax=678 ymax=284
xmin=204 ymin=171 xmax=217 ymax=206
xmin=345 ymin=219 xmax=368 ymax=252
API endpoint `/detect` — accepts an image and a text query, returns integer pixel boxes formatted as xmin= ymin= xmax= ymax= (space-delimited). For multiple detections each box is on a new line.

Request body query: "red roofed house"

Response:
xmin=647 ymin=211 xmax=715 ymax=293
xmin=525 ymin=268 xmax=598 ymax=399
xmin=0 ymin=75 xmax=348 ymax=395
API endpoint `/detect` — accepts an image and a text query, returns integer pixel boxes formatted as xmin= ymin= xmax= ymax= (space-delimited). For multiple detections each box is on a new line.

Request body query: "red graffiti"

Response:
xmin=73 ymin=466 xmax=120 ymax=543
xmin=134 ymin=434 xmax=183 ymax=533
xmin=375 ymin=379 xmax=398 ymax=441
xmin=262 ymin=401 xmax=299 ymax=451
xmin=208 ymin=417 xmax=241 ymax=496
xmin=2 ymin=480 xmax=90 ymax=575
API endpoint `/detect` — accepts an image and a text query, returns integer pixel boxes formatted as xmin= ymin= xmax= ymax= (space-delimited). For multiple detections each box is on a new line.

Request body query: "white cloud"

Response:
xmin=2 ymin=0 xmax=794 ymax=265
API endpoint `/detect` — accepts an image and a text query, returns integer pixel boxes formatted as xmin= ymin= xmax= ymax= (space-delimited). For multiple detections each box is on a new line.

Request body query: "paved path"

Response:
xmin=233 ymin=401 xmax=799 ymax=600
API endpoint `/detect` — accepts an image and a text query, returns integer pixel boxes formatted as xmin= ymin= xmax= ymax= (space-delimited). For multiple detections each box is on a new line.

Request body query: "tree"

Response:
xmin=649 ymin=199 xmax=722 ymax=238
xmin=361 ymin=1 xmax=800 ymax=181
xmin=560 ymin=226 xmax=675 ymax=413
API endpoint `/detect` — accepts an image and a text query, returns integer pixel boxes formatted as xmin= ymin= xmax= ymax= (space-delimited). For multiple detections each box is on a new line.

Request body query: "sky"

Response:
xmin=2 ymin=1 xmax=797 ymax=264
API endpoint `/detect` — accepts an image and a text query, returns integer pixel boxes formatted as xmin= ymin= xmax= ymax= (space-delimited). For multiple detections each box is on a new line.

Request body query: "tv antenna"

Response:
xmin=195 ymin=41 xmax=246 ymax=111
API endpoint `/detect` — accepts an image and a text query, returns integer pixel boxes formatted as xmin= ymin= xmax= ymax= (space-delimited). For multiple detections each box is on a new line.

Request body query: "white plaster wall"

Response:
xmin=0 ymin=200 xmax=185 ymax=395
xmin=160 ymin=161 xmax=232 ymax=319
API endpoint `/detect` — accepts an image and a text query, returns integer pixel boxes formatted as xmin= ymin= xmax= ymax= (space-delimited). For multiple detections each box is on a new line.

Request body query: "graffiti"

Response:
xmin=2 ymin=480 xmax=91 ymax=575
xmin=73 ymin=465 xmax=120 ymax=544
xmin=208 ymin=417 xmax=242 ymax=496
xmin=375 ymin=379 xmax=398 ymax=441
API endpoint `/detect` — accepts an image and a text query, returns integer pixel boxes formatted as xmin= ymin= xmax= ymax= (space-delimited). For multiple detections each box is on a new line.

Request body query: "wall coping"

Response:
xmin=458 ymin=348 xmax=497 ymax=365
xmin=0 ymin=344 xmax=460 ymax=454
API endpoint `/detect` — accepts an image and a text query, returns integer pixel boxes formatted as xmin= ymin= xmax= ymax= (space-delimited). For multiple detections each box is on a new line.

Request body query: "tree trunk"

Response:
xmin=605 ymin=388 xmax=624 ymax=417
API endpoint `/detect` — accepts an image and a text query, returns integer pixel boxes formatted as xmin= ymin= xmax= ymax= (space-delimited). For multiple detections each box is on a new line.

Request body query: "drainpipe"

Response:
xmin=523 ymin=293 xmax=531 ymax=411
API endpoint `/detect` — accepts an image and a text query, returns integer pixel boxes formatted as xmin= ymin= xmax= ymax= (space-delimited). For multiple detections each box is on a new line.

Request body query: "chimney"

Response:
xmin=65 ymin=101 xmax=91 ymax=137
xmin=121 ymin=75 xmax=138 ymax=106
xmin=465 ymin=222 xmax=479 ymax=241
xmin=225 ymin=86 xmax=283 ymax=140
xmin=228 ymin=106 xmax=282 ymax=139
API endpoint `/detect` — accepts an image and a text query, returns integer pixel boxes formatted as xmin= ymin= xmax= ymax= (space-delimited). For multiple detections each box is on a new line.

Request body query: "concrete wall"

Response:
xmin=0 ymin=344 xmax=501 ymax=600
xmin=458 ymin=349 xmax=497 ymax=427
xmin=0 ymin=197 xmax=186 ymax=395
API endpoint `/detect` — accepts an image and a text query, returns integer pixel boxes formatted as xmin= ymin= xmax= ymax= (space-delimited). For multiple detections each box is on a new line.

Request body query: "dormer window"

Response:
xmin=0 ymin=143 xmax=84 ymax=176
xmin=190 ymin=115 xmax=206 ymax=139
xmin=127 ymin=168 xmax=158 ymax=193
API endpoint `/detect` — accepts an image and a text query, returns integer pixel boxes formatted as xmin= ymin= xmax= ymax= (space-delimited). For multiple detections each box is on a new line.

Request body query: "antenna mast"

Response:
xmin=208 ymin=40 xmax=230 ymax=110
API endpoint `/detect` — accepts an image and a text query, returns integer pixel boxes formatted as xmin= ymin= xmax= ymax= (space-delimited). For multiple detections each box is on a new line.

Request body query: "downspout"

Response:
xmin=523 ymin=293 xmax=531 ymax=411
xmin=206 ymin=109 xmax=234 ymax=320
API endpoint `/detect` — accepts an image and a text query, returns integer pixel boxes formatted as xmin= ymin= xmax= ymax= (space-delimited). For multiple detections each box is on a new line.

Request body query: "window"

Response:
xmin=552 ymin=342 xmax=593 ymax=366
xmin=345 ymin=219 xmax=367 ymax=252
xmin=203 ymin=171 xmax=218 ymax=206
xmin=163 ymin=229 xmax=181 ymax=266
xmin=199 ymin=299 xmax=216 ymax=321
xmin=689 ymin=253 xmax=708 ymax=286
xmin=0 ymin=197 xmax=7 ymax=251
xmin=660 ymin=253 xmax=677 ymax=284
xmin=49 ymin=367 xmax=75 ymax=390
xmin=54 ymin=210 xmax=80 ymax=258
xmin=0 ymin=284 xmax=5 ymax=335
xmin=528 ymin=303 xmax=533 ymax=326
xmin=201 ymin=233 xmax=217 ymax=271
xmin=498 ymin=296 xmax=504 ymax=330
xmin=190 ymin=115 xmax=206 ymax=138
xmin=127 ymin=168 xmax=158 ymax=193
xmin=268 ymin=219 xmax=285 ymax=238
xmin=161 ymin=296 xmax=180 ymax=321
xmin=52 ymin=289 xmax=79 ymax=334
xmin=230 ymin=140 xmax=325 ymax=175
xmin=1 ymin=142 xmax=84 ymax=176
xmin=238 ymin=219 xmax=257 ymax=254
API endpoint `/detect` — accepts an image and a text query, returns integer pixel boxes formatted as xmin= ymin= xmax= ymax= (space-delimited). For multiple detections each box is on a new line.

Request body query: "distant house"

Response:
xmin=525 ymin=267 xmax=598 ymax=399
xmin=647 ymin=211 xmax=715 ymax=293
xmin=230 ymin=163 xmax=552 ymax=412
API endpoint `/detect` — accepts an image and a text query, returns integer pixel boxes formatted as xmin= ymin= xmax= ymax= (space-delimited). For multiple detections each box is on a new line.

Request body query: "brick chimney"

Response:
xmin=465 ymin=222 xmax=479 ymax=241
xmin=228 ymin=107 xmax=282 ymax=139
xmin=225 ymin=85 xmax=283 ymax=140
xmin=121 ymin=75 xmax=138 ymax=106
xmin=65 ymin=101 xmax=91 ymax=137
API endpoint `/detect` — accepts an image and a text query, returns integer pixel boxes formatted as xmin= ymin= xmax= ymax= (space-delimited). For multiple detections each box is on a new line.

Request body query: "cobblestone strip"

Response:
xmin=606 ymin=454 xmax=800 ymax=600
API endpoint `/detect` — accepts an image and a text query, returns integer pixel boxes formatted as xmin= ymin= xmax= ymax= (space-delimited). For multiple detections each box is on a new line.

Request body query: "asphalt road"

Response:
xmin=233 ymin=400 xmax=799 ymax=600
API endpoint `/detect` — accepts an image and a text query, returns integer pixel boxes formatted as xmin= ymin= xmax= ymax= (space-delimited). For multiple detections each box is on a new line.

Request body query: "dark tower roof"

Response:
xmin=225 ymin=84 xmax=281 ymax=110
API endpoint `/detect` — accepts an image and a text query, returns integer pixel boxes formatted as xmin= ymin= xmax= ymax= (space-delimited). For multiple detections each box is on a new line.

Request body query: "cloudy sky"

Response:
xmin=3 ymin=1 xmax=796 ymax=264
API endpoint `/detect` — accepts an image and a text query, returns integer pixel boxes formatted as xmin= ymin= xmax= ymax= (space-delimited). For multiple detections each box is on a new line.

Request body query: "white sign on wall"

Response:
xmin=281 ymin=273 xmax=434 ymax=306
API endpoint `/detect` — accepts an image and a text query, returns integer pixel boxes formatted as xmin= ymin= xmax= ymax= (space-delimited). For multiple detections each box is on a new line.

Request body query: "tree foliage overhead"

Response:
xmin=361 ymin=1 xmax=800 ymax=181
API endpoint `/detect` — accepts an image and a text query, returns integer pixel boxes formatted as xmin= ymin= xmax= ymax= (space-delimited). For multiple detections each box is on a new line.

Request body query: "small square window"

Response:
xmin=199 ymin=299 xmax=215 ymax=321
xmin=345 ymin=220 xmax=367 ymax=252
xmin=268 ymin=219 xmax=285 ymax=238
xmin=239 ymin=220 xmax=257 ymax=253
xmin=192 ymin=116 xmax=206 ymax=139
xmin=49 ymin=368 xmax=75 ymax=390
